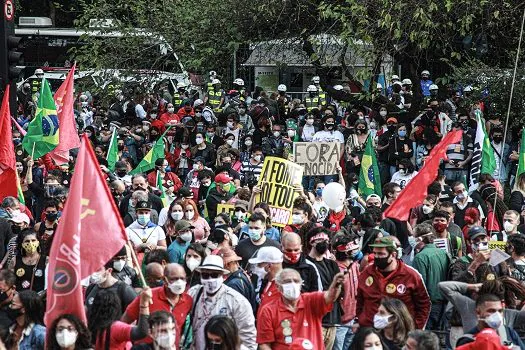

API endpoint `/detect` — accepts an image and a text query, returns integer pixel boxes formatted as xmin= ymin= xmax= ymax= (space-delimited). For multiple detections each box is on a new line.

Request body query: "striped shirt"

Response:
xmin=444 ymin=135 xmax=473 ymax=170
xmin=240 ymin=160 xmax=263 ymax=184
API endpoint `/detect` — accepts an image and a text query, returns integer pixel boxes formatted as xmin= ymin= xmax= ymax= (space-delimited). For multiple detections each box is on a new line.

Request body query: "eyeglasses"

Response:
xmin=201 ymin=272 xmax=221 ymax=279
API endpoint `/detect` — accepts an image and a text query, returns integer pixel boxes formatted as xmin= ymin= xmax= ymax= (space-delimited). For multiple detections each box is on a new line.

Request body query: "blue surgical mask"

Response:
xmin=315 ymin=188 xmax=323 ymax=197
xmin=398 ymin=130 xmax=406 ymax=137
xmin=248 ymin=228 xmax=263 ymax=241
xmin=351 ymin=250 xmax=363 ymax=261
xmin=137 ymin=213 xmax=150 ymax=226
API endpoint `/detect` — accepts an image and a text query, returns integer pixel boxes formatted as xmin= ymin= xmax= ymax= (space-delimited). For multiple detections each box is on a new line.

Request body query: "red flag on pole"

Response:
xmin=384 ymin=130 xmax=463 ymax=221
xmin=45 ymin=134 xmax=127 ymax=326
xmin=50 ymin=64 xmax=80 ymax=165
xmin=0 ymin=85 xmax=17 ymax=201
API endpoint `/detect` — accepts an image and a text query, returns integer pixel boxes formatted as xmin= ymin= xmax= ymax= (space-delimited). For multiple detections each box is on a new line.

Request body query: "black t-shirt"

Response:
xmin=85 ymin=281 xmax=138 ymax=317
xmin=305 ymin=257 xmax=341 ymax=324
xmin=235 ymin=237 xmax=281 ymax=269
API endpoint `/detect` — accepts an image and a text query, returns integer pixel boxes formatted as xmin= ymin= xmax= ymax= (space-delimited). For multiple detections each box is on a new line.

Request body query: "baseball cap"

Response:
xmin=369 ymin=237 xmax=397 ymax=252
xmin=135 ymin=200 xmax=152 ymax=210
xmin=455 ymin=328 xmax=506 ymax=350
xmin=9 ymin=212 xmax=30 ymax=225
xmin=178 ymin=187 xmax=193 ymax=199
xmin=468 ymin=226 xmax=487 ymax=241
xmin=248 ymin=246 xmax=283 ymax=264
xmin=174 ymin=220 xmax=194 ymax=232
xmin=366 ymin=194 xmax=381 ymax=201
xmin=386 ymin=117 xmax=398 ymax=124
xmin=234 ymin=200 xmax=249 ymax=212
xmin=215 ymin=173 xmax=232 ymax=184
xmin=218 ymin=247 xmax=242 ymax=265
xmin=195 ymin=255 xmax=229 ymax=274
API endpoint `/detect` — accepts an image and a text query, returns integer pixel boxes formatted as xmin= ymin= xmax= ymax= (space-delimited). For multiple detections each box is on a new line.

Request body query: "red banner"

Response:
xmin=0 ymin=86 xmax=17 ymax=201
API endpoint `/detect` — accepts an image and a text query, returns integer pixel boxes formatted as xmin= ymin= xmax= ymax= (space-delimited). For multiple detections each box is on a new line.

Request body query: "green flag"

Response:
xmin=517 ymin=128 xmax=525 ymax=178
xmin=106 ymin=128 xmax=119 ymax=171
xmin=479 ymin=113 xmax=496 ymax=175
xmin=358 ymin=135 xmax=382 ymax=197
xmin=156 ymin=171 xmax=168 ymax=207
xmin=22 ymin=79 xmax=59 ymax=159
xmin=129 ymin=127 xmax=172 ymax=175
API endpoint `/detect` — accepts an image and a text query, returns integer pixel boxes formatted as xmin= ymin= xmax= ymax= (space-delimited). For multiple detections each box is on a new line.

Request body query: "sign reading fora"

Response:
xmin=293 ymin=142 xmax=341 ymax=176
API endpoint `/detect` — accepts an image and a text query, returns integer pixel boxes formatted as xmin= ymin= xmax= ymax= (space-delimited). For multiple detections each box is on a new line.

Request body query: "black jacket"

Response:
xmin=282 ymin=254 xmax=319 ymax=293
xmin=119 ymin=192 xmax=163 ymax=219
xmin=205 ymin=187 xmax=233 ymax=219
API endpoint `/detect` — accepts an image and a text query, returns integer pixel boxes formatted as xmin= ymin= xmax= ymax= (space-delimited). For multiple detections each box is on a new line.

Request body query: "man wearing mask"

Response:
xmin=377 ymin=117 xmax=398 ymax=185
xmin=166 ymin=220 xmax=193 ymax=264
xmin=205 ymin=124 xmax=223 ymax=149
xmin=420 ymin=70 xmax=433 ymax=97
xmin=262 ymin=124 xmax=286 ymax=158
xmin=458 ymin=111 xmax=475 ymax=140
xmin=248 ymin=246 xmax=283 ymax=310
xmin=173 ymin=82 xmax=187 ymax=108
xmin=257 ymin=268 xmax=345 ymax=350
xmin=452 ymin=182 xmax=484 ymax=229
xmin=131 ymin=311 xmax=178 ymax=350
xmin=109 ymin=180 xmax=126 ymax=207
xmin=188 ymin=255 xmax=256 ymax=349
xmin=114 ymin=160 xmax=132 ymax=187
xmin=122 ymin=264 xmax=192 ymax=346
xmin=281 ymin=232 xmax=319 ymax=292
xmin=306 ymin=228 xmax=342 ymax=349
xmin=184 ymin=156 xmax=213 ymax=201
xmin=111 ymin=246 xmax=141 ymax=289
xmin=355 ymin=237 xmax=431 ymax=330
xmin=205 ymin=173 xmax=234 ymax=219
xmin=507 ymin=235 xmax=525 ymax=284
xmin=119 ymin=174 xmax=164 ymax=219
xmin=235 ymin=213 xmax=280 ymax=268
xmin=432 ymin=210 xmax=464 ymax=259
xmin=2 ymin=213 xmax=29 ymax=269
xmin=240 ymin=146 xmax=264 ymax=187
xmin=221 ymin=247 xmax=257 ymax=313
xmin=34 ymin=199 xmax=60 ymax=257
xmin=237 ymin=101 xmax=255 ymax=134
xmin=456 ymin=294 xmax=525 ymax=348
xmin=491 ymin=210 xmax=520 ymax=242
xmin=490 ymin=127 xmax=510 ymax=183
xmin=125 ymin=200 xmax=167 ymax=254
xmin=0 ymin=270 xmax=17 ymax=331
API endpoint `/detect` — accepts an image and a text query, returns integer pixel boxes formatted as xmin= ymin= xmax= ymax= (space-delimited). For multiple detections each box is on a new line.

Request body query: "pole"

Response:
xmin=126 ymin=241 xmax=147 ymax=287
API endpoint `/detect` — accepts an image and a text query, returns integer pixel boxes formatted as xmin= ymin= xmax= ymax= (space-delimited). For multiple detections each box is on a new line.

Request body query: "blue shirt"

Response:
xmin=239 ymin=225 xmax=281 ymax=242
xmin=420 ymin=79 xmax=433 ymax=96
xmin=167 ymin=240 xmax=190 ymax=264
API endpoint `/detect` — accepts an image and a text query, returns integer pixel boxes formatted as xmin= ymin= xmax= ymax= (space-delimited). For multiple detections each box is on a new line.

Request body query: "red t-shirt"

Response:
xmin=95 ymin=321 xmax=132 ymax=350
xmin=258 ymin=280 xmax=280 ymax=313
xmin=257 ymin=292 xmax=332 ymax=349
xmin=124 ymin=286 xmax=192 ymax=344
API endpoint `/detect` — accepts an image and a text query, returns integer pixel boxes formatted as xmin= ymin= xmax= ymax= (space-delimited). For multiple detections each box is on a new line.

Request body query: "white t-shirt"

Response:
xmin=391 ymin=170 xmax=418 ymax=189
xmin=126 ymin=221 xmax=166 ymax=247
xmin=313 ymin=200 xmax=330 ymax=223
xmin=312 ymin=130 xmax=344 ymax=143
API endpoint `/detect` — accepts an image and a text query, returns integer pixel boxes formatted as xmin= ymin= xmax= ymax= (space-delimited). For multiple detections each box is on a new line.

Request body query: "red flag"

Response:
xmin=45 ymin=134 xmax=127 ymax=326
xmin=384 ymin=130 xmax=463 ymax=221
xmin=50 ymin=64 xmax=80 ymax=165
xmin=0 ymin=86 xmax=17 ymax=201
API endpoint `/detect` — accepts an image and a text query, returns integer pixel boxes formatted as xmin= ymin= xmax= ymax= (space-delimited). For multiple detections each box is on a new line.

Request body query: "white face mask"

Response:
xmin=291 ymin=214 xmax=304 ymax=225
xmin=56 ymin=329 xmax=78 ymax=348
xmin=373 ymin=314 xmax=392 ymax=330
xmin=179 ymin=232 xmax=192 ymax=242
xmin=226 ymin=139 xmax=235 ymax=146
xmin=273 ymin=131 xmax=281 ymax=138
xmin=168 ymin=279 xmax=187 ymax=295
xmin=171 ymin=211 xmax=183 ymax=221
xmin=150 ymin=114 xmax=157 ymax=119
xmin=254 ymin=155 xmax=262 ymax=162
xmin=193 ymin=163 xmax=200 ymax=170
xmin=201 ymin=276 xmax=223 ymax=294
xmin=167 ymin=107 xmax=175 ymax=113
xmin=195 ymin=137 xmax=204 ymax=145
xmin=185 ymin=211 xmax=195 ymax=220
xmin=287 ymin=130 xmax=295 ymax=137
xmin=252 ymin=265 xmax=268 ymax=280
xmin=379 ymin=110 xmax=388 ymax=117
xmin=90 ymin=271 xmax=107 ymax=285
xmin=235 ymin=211 xmax=245 ymax=220
xmin=422 ymin=205 xmax=433 ymax=215
xmin=503 ymin=221 xmax=515 ymax=233
xmin=186 ymin=258 xmax=201 ymax=272
xmin=245 ymin=140 xmax=253 ymax=146
xmin=306 ymin=118 xmax=314 ymax=125
xmin=113 ymin=259 xmax=126 ymax=272
xmin=281 ymin=282 xmax=301 ymax=300
xmin=483 ymin=311 xmax=503 ymax=329
xmin=181 ymin=144 xmax=189 ymax=150
xmin=155 ymin=332 xmax=176 ymax=348
xmin=9 ymin=209 xmax=21 ymax=217
xmin=227 ymin=121 xmax=235 ymax=128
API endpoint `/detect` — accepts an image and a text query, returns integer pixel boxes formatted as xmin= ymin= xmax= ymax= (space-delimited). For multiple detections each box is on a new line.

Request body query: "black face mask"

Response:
xmin=374 ymin=254 xmax=392 ymax=270
xmin=493 ymin=136 xmax=503 ymax=143
xmin=46 ymin=212 xmax=59 ymax=222
xmin=387 ymin=125 xmax=395 ymax=132
xmin=326 ymin=124 xmax=334 ymax=131
xmin=356 ymin=128 xmax=366 ymax=135
xmin=223 ymin=163 xmax=232 ymax=170
xmin=116 ymin=170 xmax=127 ymax=177
xmin=315 ymin=241 xmax=328 ymax=255
xmin=5 ymin=307 xmax=23 ymax=321
xmin=117 ymin=145 xmax=125 ymax=151
xmin=207 ymin=343 xmax=222 ymax=350
xmin=0 ymin=291 xmax=9 ymax=304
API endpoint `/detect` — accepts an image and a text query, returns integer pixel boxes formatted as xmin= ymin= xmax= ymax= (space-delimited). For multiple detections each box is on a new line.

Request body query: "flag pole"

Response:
xmin=126 ymin=241 xmax=148 ymax=287
xmin=31 ymin=142 xmax=36 ymax=159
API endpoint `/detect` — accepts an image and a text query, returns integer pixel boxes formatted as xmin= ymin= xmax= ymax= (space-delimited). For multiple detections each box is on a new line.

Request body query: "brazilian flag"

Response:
xmin=106 ymin=128 xmax=119 ymax=171
xmin=22 ymin=78 xmax=59 ymax=159
xmin=156 ymin=170 xmax=168 ymax=207
xmin=517 ymin=127 xmax=525 ymax=178
xmin=130 ymin=126 xmax=172 ymax=175
xmin=358 ymin=135 xmax=382 ymax=197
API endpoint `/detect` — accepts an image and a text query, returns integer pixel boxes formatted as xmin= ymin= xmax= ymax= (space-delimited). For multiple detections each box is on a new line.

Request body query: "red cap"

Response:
xmin=456 ymin=328 xmax=507 ymax=350
xmin=214 ymin=173 xmax=232 ymax=184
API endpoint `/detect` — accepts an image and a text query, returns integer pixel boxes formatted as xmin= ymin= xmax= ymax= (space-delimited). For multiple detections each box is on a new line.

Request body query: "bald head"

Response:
xmin=282 ymin=232 xmax=301 ymax=246
xmin=145 ymin=262 xmax=164 ymax=287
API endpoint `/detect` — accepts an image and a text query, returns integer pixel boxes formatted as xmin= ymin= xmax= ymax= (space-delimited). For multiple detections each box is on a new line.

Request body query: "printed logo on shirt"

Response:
xmin=396 ymin=284 xmax=406 ymax=294
xmin=386 ymin=283 xmax=396 ymax=294
xmin=365 ymin=276 xmax=373 ymax=287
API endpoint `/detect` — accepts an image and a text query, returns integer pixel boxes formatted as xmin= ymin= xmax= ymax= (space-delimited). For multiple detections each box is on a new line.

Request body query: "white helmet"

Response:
xmin=393 ymin=81 xmax=403 ymax=87
xmin=209 ymin=70 xmax=217 ymax=77
xmin=333 ymin=84 xmax=344 ymax=91
xmin=306 ymin=85 xmax=318 ymax=92
xmin=429 ymin=84 xmax=438 ymax=91
xmin=35 ymin=68 xmax=44 ymax=76
xmin=376 ymin=83 xmax=383 ymax=89
xmin=233 ymin=78 xmax=244 ymax=86
xmin=391 ymin=74 xmax=400 ymax=81
xmin=464 ymin=85 xmax=473 ymax=92
xmin=212 ymin=79 xmax=221 ymax=85
xmin=176 ymin=82 xmax=186 ymax=89
xmin=402 ymin=78 xmax=412 ymax=85
xmin=421 ymin=70 xmax=430 ymax=76
xmin=311 ymin=76 xmax=320 ymax=84
xmin=277 ymin=84 xmax=287 ymax=92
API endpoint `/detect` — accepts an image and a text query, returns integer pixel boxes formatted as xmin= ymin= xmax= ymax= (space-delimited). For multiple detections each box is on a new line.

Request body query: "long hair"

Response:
xmin=204 ymin=315 xmax=240 ymax=350
xmin=480 ymin=184 xmax=508 ymax=229
xmin=87 ymin=289 xmax=122 ymax=350
xmin=380 ymin=297 xmax=415 ymax=345
xmin=350 ymin=327 xmax=388 ymax=350
xmin=165 ymin=200 xmax=184 ymax=237
xmin=47 ymin=313 xmax=92 ymax=350
xmin=18 ymin=290 xmax=44 ymax=326
xmin=182 ymin=198 xmax=200 ymax=220
xmin=16 ymin=229 xmax=41 ymax=258
xmin=480 ymin=276 xmax=525 ymax=309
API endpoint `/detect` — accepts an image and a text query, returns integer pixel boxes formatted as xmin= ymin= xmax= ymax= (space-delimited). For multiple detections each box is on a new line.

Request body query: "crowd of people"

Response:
xmin=2 ymin=67 xmax=525 ymax=350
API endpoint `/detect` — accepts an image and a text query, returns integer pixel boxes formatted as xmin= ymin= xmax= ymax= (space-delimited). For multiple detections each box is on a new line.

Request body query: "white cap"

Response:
xmin=311 ymin=76 xmax=320 ymax=83
xmin=376 ymin=83 xmax=383 ymax=89
xmin=393 ymin=81 xmax=403 ymax=87
xmin=429 ymin=84 xmax=438 ymax=91
xmin=402 ymin=78 xmax=412 ymax=85
xmin=391 ymin=74 xmax=400 ymax=81
xmin=277 ymin=84 xmax=287 ymax=92
xmin=209 ymin=70 xmax=217 ymax=77
xmin=333 ymin=84 xmax=344 ymax=91
xmin=421 ymin=70 xmax=430 ymax=76
xmin=195 ymin=255 xmax=229 ymax=273
xmin=212 ymin=79 xmax=221 ymax=85
xmin=35 ymin=68 xmax=44 ymax=75
xmin=176 ymin=82 xmax=186 ymax=89
xmin=248 ymin=246 xmax=283 ymax=264
xmin=233 ymin=78 xmax=244 ymax=86
xmin=306 ymin=85 xmax=317 ymax=92
xmin=9 ymin=212 xmax=30 ymax=224
xmin=193 ymin=99 xmax=204 ymax=108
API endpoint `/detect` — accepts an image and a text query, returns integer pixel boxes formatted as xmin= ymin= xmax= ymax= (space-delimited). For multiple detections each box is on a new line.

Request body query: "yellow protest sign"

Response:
xmin=217 ymin=204 xmax=235 ymax=217
xmin=488 ymin=241 xmax=506 ymax=251
xmin=256 ymin=156 xmax=304 ymax=227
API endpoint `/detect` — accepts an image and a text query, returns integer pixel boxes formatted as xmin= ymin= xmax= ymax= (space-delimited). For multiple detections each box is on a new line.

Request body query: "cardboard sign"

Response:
xmin=488 ymin=241 xmax=507 ymax=251
xmin=293 ymin=142 xmax=341 ymax=176
xmin=256 ymin=156 xmax=304 ymax=227
xmin=217 ymin=204 xmax=235 ymax=217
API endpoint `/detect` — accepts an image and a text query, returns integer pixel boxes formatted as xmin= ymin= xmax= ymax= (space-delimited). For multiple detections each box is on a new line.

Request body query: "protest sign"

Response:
xmin=256 ymin=156 xmax=304 ymax=227
xmin=217 ymin=204 xmax=235 ymax=217
xmin=293 ymin=142 xmax=341 ymax=176
xmin=488 ymin=241 xmax=506 ymax=251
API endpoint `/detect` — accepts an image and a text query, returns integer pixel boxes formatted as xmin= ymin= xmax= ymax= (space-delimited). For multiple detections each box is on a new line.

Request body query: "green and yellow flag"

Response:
xmin=129 ymin=126 xmax=172 ymax=175
xmin=517 ymin=127 xmax=525 ymax=178
xmin=358 ymin=135 xmax=382 ymax=197
xmin=16 ymin=172 xmax=25 ymax=205
xmin=22 ymin=79 xmax=59 ymax=159
xmin=156 ymin=171 xmax=168 ymax=207
xmin=106 ymin=128 xmax=119 ymax=171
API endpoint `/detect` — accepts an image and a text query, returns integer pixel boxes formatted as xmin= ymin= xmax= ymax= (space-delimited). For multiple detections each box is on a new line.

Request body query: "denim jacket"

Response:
xmin=13 ymin=323 xmax=45 ymax=350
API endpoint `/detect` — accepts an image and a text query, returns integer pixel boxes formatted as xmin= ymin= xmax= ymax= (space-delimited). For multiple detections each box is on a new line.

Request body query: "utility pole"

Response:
xmin=0 ymin=0 xmax=22 ymax=116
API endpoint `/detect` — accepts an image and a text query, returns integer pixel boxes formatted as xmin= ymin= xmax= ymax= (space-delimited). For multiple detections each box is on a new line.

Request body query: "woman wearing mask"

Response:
xmin=345 ymin=120 xmax=370 ymax=176
xmin=182 ymin=199 xmax=210 ymax=244
xmin=4 ymin=290 xmax=46 ymax=349
xmin=312 ymin=181 xmax=330 ymax=223
xmin=240 ymin=146 xmax=264 ymax=188
xmin=252 ymin=116 xmax=271 ymax=146
xmin=47 ymin=314 xmax=92 ymax=350
xmin=391 ymin=159 xmax=418 ymax=190
xmin=184 ymin=243 xmax=207 ymax=286
xmin=191 ymin=132 xmax=216 ymax=169
xmin=204 ymin=315 xmax=241 ymax=350
xmin=88 ymin=288 xmax=151 ymax=349
xmin=240 ymin=135 xmax=253 ymax=163
xmin=388 ymin=123 xmax=413 ymax=177
xmin=283 ymin=197 xmax=313 ymax=234
xmin=350 ymin=327 xmax=387 ymax=350
xmin=12 ymin=229 xmax=46 ymax=293
xmin=215 ymin=134 xmax=236 ymax=167
xmin=163 ymin=201 xmax=185 ymax=246
xmin=299 ymin=114 xmax=318 ymax=142
xmin=373 ymin=297 xmax=414 ymax=350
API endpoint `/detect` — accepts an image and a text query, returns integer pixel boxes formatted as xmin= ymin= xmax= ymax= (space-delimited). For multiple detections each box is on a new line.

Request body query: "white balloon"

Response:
xmin=322 ymin=182 xmax=346 ymax=210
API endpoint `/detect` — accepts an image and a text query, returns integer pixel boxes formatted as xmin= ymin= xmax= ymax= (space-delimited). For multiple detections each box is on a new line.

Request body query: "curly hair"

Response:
xmin=480 ymin=276 xmax=525 ymax=309
xmin=293 ymin=196 xmax=313 ymax=220
xmin=47 ymin=313 xmax=92 ymax=350
xmin=480 ymin=184 xmax=508 ymax=230
xmin=87 ymin=289 xmax=122 ymax=350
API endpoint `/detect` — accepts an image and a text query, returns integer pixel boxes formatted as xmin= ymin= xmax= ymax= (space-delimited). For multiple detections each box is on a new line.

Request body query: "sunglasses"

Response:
xmin=201 ymin=272 xmax=222 ymax=279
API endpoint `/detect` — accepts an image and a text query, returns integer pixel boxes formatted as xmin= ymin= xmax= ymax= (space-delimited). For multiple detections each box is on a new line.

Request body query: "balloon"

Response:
xmin=322 ymin=182 xmax=346 ymax=210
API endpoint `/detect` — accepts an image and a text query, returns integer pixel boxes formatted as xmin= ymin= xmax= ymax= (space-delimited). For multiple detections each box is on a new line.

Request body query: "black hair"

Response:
xmin=350 ymin=327 xmax=388 ymax=350
xmin=383 ymin=182 xmax=401 ymax=198
xmin=88 ymin=289 xmax=122 ymax=350
xmin=508 ymin=234 xmax=525 ymax=256
xmin=18 ymin=290 xmax=44 ymax=326
xmin=204 ymin=315 xmax=241 ymax=350
xmin=145 ymin=248 xmax=170 ymax=265
xmin=356 ymin=212 xmax=376 ymax=229
xmin=427 ymin=181 xmax=441 ymax=196
xmin=475 ymin=293 xmax=501 ymax=308
xmin=47 ymin=313 xmax=92 ymax=350
xmin=248 ymin=212 xmax=266 ymax=224
xmin=398 ymin=158 xmax=415 ymax=173
xmin=432 ymin=209 xmax=450 ymax=221
xmin=365 ymin=206 xmax=383 ymax=223
xmin=149 ymin=310 xmax=175 ymax=328
xmin=292 ymin=197 xmax=312 ymax=220
xmin=17 ymin=229 xmax=41 ymax=258
xmin=197 ymin=169 xmax=214 ymax=181
xmin=479 ymin=184 xmax=508 ymax=230
xmin=214 ymin=212 xmax=232 ymax=227
xmin=208 ymin=225 xmax=230 ymax=245
xmin=43 ymin=198 xmax=60 ymax=210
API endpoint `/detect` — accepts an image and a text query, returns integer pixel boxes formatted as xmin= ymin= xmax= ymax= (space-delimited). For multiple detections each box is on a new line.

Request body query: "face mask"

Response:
xmin=422 ymin=205 xmax=433 ymax=215
xmin=6 ymin=306 xmax=23 ymax=320
xmin=222 ymin=162 xmax=232 ymax=170
xmin=137 ymin=213 xmax=151 ymax=226
xmin=22 ymin=241 xmax=39 ymax=254
xmin=248 ymin=228 xmax=263 ymax=241
xmin=315 ymin=188 xmax=323 ymax=197
xmin=221 ymin=183 xmax=231 ymax=192
xmin=171 ymin=212 xmax=183 ymax=221
xmin=399 ymin=169 xmax=406 ymax=175
xmin=195 ymin=112 xmax=203 ymax=118
xmin=356 ymin=128 xmax=366 ymax=135
xmin=503 ymin=221 xmax=515 ymax=233
xmin=284 ymin=251 xmax=300 ymax=264
xmin=326 ymin=123 xmax=334 ymax=130
xmin=398 ymin=130 xmax=407 ymax=137
xmin=252 ymin=266 xmax=268 ymax=280
xmin=113 ymin=259 xmax=126 ymax=272
xmin=186 ymin=258 xmax=201 ymax=272
xmin=306 ymin=118 xmax=314 ymax=125
xmin=117 ymin=144 xmax=125 ymax=151
xmin=46 ymin=212 xmax=59 ymax=222
xmin=281 ymin=282 xmax=301 ymax=300
xmin=370 ymin=122 xmax=377 ymax=130
xmin=150 ymin=113 xmax=157 ymax=119
xmin=179 ymin=232 xmax=192 ymax=242
xmin=235 ymin=211 xmax=245 ymax=220
xmin=206 ymin=132 xmax=215 ymax=138
xmin=315 ymin=241 xmax=329 ymax=255
xmin=192 ymin=163 xmax=200 ymax=170
xmin=238 ymin=108 xmax=246 ymax=115
xmin=254 ymin=155 xmax=262 ymax=162
xmin=483 ymin=311 xmax=503 ymax=329
xmin=90 ymin=271 xmax=107 ymax=285
xmin=374 ymin=255 xmax=391 ymax=270
xmin=291 ymin=214 xmax=304 ymax=225
xmin=273 ymin=131 xmax=281 ymax=138
xmin=181 ymin=144 xmax=189 ymax=150
xmin=287 ymin=130 xmax=295 ymax=137
xmin=196 ymin=137 xmax=204 ymax=145
xmin=245 ymin=140 xmax=253 ymax=146
xmin=373 ymin=314 xmax=392 ymax=330
xmin=185 ymin=211 xmax=195 ymax=220
xmin=56 ymin=329 xmax=78 ymax=348
xmin=433 ymin=222 xmax=448 ymax=233
xmin=9 ymin=209 xmax=21 ymax=218
xmin=227 ymin=121 xmax=235 ymax=128
xmin=167 ymin=107 xmax=175 ymax=113
xmin=387 ymin=125 xmax=395 ymax=132
xmin=351 ymin=250 xmax=363 ymax=261
xmin=201 ymin=276 xmax=223 ymax=294
xmin=168 ymin=279 xmax=187 ymax=295
xmin=155 ymin=332 xmax=176 ymax=348
xmin=379 ymin=110 xmax=388 ymax=117
xmin=226 ymin=139 xmax=235 ymax=146
xmin=202 ymin=180 xmax=211 ymax=187
xmin=493 ymin=136 xmax=503 ymax=143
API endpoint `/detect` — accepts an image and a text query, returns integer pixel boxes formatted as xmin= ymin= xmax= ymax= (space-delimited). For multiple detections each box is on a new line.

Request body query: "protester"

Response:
xmin=4 ymin=290 xmax=45 ymax=349
xmin=130 ymin=311 xmax=178 ymax=350
xmin=374 ymin=297 xmax=415 ymax=350
xmin=47 ymin=314 xmax=92 ymax=350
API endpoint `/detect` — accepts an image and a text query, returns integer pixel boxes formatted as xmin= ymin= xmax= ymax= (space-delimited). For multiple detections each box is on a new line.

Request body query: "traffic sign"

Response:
xmin=4 ymin=0 xmax=14 ymax=21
